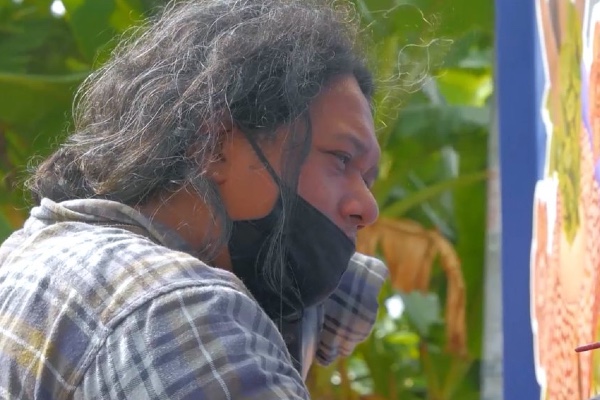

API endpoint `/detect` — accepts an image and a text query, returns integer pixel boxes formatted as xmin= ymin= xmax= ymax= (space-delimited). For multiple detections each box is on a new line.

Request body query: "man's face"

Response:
xmin=215 ymin=74 xmax=380 ymax=243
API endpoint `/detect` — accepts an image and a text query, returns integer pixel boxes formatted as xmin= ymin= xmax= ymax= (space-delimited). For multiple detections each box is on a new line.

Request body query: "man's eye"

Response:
xmin=330 ymin=151 xmax=352 ymax=166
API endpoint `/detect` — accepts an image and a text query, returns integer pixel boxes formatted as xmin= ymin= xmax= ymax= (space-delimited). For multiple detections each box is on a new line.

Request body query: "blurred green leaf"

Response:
xmin=421 ymin=345 xmax=474 ymax=399
xmin=62 ymin=0 xmax=117 ymax=61
xmin=0 ymin=72 xmax=86 ymax=124
xmin=382 ymin=170 xmax=488 ymax=217
xmin=436 ymin=69 xmax=493 ymax=106
xmin=0 ymin=72 xmax=86 ymax=153
xmin=382 ymin=104 xmax=489 ymax=166
xmin=400 ymin=291 xmax=442 ymax=337
xmin=0 ymin=1 xmax=80 ymax=73
xmin=386 ymin=330 xmax=420 ymax=346
xmin=442 ymin=30 xmax=493 ymax=70
xmin=452 ymin=132 xmax=488 ymax=358
xmin=61 ymin=0 xmax=150 ymax=63
xmin=394 ymin=104 xmax=490 ymax=140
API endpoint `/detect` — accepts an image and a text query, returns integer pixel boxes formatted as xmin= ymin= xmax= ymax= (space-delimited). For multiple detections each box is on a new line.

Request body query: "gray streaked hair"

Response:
xmin=27 ymin=0 xmax=373 ymax=311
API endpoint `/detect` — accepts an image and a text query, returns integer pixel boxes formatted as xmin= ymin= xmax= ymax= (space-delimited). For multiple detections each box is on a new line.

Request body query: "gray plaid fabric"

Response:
xmin=0 ymin=198 xmax=387 ymax=399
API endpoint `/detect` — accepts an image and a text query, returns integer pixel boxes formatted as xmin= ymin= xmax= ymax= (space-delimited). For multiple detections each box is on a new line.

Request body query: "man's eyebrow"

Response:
xmin=333 ymin=132 xmax=369 ymax=153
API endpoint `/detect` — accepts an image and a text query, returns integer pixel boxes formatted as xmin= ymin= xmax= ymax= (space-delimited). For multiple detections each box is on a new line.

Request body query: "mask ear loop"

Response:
xmin=242 ymin=132 xmax=305 ymax=324
xmin=242 ymin=131 xmax=300 ymax=215
xmin=242 ymin=132 xmax=306 ymax=374
xmin=243 ymin=133 xmax=283 ymax=185
xmin=243 ymin=111 xmax=313 ymax=194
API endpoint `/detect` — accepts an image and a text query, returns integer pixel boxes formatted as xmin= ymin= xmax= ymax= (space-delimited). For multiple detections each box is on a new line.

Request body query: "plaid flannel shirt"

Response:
xmin=0 ymin=198 xmax=387 ymax=399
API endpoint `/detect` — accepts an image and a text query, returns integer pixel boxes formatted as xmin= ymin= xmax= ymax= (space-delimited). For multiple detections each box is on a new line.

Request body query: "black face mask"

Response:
xmin=229 ymin=192 xmax=355 ymax=319
xmin=228 ymin=138 xmax=356 ymax=323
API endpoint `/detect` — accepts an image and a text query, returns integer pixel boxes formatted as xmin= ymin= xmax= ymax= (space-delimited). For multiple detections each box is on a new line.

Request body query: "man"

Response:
xmin=0 ymin=0 xmax=388 ymax=398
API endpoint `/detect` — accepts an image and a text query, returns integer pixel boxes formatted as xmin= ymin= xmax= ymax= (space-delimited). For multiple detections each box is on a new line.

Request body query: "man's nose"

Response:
xmin=343 ymin=187 xmax=379 ymax=230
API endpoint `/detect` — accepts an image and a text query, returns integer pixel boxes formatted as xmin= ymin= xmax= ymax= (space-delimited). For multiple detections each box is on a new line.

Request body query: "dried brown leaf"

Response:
xmin=357 ymin=217 xmax=468 ymax=357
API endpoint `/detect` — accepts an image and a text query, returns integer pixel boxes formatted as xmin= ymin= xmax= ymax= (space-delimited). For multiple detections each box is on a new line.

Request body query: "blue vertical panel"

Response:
xmin=496 ymin=0 xmax=540 ymax=398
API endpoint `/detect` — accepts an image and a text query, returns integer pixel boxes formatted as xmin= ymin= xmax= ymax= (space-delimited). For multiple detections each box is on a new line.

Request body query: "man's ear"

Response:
xmin=205 ymin=146 xmax=227 ymax=185
xmin=204 ymin=120 xmax=237 ymax=185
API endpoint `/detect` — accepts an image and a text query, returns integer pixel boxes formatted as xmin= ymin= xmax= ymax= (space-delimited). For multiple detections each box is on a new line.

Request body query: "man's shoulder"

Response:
xmin=47 ymin=222 xmax=246 ymax=317
xmin=0 ymin=221 xmax=250 ymax=340
xmin=0 ymin=222 xmax=255 ymax=399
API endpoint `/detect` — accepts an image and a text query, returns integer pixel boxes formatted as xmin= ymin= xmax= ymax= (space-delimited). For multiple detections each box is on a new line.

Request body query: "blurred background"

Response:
xmin=0 ymin=0 xmax=495 ymax=398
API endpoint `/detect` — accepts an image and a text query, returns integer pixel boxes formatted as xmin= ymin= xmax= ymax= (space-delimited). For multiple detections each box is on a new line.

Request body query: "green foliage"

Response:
xmin=0 ymin=0 xmax=493 ymax=398
xmin=0 ymin=0 xmax=160 ymax=228
xmin=401 ymin=291 xmax=443 ymax=337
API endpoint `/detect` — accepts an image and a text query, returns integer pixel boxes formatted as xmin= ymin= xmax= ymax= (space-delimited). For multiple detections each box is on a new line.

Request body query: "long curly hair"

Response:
xmin=27 ymin=0 xmax=374 ymax=302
